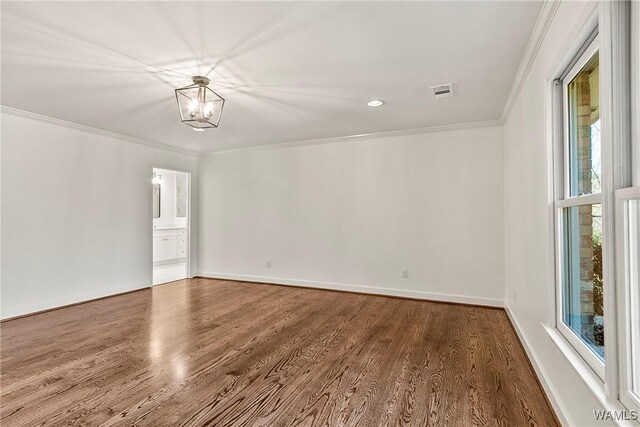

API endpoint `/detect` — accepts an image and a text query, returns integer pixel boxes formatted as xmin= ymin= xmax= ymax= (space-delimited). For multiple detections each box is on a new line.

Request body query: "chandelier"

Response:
xmin=175 ymin=76 xmax=225 ymax=131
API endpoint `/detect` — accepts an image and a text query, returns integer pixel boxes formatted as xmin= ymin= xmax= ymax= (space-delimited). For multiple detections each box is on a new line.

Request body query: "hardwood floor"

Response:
xmin=1 ymin=278 xmax=558 ymax=426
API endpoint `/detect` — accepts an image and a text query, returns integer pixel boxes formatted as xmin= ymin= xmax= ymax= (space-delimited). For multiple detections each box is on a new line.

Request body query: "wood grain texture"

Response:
xmin=1 ymin=278 xmax=559 ymax=426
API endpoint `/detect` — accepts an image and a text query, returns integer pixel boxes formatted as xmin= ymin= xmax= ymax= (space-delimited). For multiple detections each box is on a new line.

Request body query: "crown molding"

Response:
xmin=500 ymin=0 xmax=562 ymax=125
xmin=0 ymin=106 xmax=199 ymax=157
xmin=2 ymin=105 xmax=500 ymax=158
xmin=203 ymin=119 xmax=502 ymax=155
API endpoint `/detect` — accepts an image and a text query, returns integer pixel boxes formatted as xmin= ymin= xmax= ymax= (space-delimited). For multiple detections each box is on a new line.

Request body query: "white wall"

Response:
xmin=198 ymin=125 xmax=505 ymax=306
xmin=1 ymin=111 xmax=199 ymax=319
xmin=503 ymin=1 xmax=614 ymax=425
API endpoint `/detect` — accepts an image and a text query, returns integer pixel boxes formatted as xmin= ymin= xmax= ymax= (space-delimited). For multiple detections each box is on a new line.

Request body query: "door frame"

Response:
xmin=149 ymin=165 xmax=192 ymax=286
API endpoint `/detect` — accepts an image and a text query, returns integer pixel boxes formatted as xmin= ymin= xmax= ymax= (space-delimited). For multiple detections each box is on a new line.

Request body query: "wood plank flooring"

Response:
xmin=1 ymin=278 xmax=558 ymax=426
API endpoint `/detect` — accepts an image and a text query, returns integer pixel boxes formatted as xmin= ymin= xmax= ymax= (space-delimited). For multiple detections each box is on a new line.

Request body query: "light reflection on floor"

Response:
xmin=149 ymin=279 xmax=191 ymax=382
xmin=153 ymin=261 xmax=186 ymax=286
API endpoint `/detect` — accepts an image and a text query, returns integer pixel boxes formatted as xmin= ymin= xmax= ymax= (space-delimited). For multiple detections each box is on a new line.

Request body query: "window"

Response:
xmin=555 ymin=38 xmax=605 ymax=377
xmin=551 ymin=3 xmax=637 ymax=414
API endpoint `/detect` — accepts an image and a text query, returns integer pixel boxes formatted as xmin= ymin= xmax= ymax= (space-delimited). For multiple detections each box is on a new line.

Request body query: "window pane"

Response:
xmin=563 ymin=203 xmax=604 ymax=359
xmin=568 ymin=52 xmax=600 ymax=196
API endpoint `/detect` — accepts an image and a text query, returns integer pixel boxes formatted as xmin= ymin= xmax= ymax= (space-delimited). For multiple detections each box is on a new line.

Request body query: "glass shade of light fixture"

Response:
xmin=175 ymin=76 xmax=225 ymax=130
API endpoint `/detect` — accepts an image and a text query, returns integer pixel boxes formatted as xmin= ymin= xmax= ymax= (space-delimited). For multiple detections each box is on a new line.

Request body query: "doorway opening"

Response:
xmin=152 ymin=167 xmax=190 ymax=285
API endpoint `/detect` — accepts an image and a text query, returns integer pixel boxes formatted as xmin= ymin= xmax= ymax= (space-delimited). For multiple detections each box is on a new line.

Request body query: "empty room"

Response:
xmin=1 ymin=1 xmax=639 ymax=426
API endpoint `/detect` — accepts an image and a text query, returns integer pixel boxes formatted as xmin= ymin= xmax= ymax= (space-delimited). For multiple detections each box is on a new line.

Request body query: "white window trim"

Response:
xmin=619 ymin=0 xmax=640 ymax=414
xmin=600 ymin=0 xmax=633 ymax=402
xmin=634 ymin=0 xmax=640 ymax=187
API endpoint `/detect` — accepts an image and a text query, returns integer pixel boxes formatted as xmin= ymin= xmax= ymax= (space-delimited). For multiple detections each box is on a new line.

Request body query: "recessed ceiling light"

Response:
xmin=367 ymin=100 xmax=384 ymax=107
xmin=192 ymin=127 xmax=206 ymax=132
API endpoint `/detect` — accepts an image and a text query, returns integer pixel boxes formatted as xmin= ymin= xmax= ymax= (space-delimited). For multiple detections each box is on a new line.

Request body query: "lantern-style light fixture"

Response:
xmin=175 ymin=76 xmax=225 ymax=131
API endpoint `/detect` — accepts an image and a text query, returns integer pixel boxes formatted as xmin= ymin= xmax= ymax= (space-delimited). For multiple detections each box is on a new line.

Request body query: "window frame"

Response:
xmin=554 ymin=36 xmax=606 ymax=380
xmin=615 ymin=187 xmax=640 ymax=412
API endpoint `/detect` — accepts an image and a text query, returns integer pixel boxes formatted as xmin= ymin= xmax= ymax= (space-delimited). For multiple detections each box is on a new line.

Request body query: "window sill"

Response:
xmin=543 ymin=324 xmax=638 ymax=426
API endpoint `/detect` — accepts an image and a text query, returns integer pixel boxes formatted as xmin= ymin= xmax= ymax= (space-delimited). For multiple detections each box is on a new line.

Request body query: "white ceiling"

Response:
xmin=1 ymin=1 xmax=542 ymax=153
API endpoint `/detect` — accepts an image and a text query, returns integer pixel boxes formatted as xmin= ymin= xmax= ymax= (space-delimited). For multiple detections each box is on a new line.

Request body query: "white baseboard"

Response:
xmin=197 ymin=271 xmax=504 ymax=308
xmin=505 ymin=305 xmax=572 ymax=426
xmin=1 ymin=281 xmax=150 ymax=320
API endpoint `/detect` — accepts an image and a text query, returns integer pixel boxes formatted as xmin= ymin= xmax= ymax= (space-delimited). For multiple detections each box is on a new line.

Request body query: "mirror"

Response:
xmin=152 ymin=184 xmax=161 ymax=218
xmin=176 ymin=174 xmax=187 ymax=218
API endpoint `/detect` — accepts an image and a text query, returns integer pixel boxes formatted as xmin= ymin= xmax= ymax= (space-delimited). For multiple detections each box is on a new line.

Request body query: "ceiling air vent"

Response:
xmin=430 ymin=83 xmax=454 ymax=99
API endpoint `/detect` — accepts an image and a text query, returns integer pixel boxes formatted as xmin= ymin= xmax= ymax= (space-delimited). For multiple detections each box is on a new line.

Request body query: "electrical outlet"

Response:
xmin=266 ymin=260 xmax=272 ymax=268
xmin=401 ymin=269 xmax=409 ymax=279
